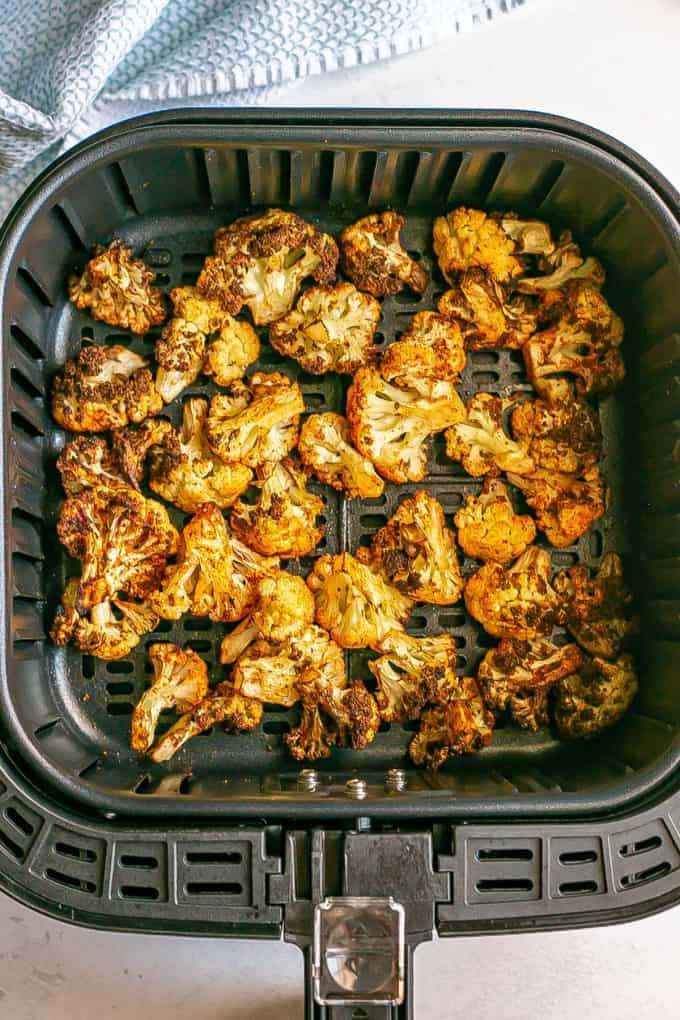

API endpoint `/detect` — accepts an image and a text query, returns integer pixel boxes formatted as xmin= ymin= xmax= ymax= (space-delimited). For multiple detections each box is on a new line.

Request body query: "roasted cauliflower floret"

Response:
xmin=339 ymin=211 xmax=428 ymax=298
xmin=169 ymin=285 xmax=232 ymax=334
xmin=445 ymin=393 xmax=535 ymax=477
xmin=68 ymin=240 xmax=166 ymax=334
xmin=346 ymin=367 xmax=465 ymax=483
xmin=307 ymin=552 xmax=413 ymax=650
xmin=220 ymin=572 xmax=316 ymax=664
xmin=57 ymin=487 xmax=178 ymax=611
xmin=369 ymin=631 xmax=462 ymax=722
xmin=454 ymin=476 xmax=536 ymax=563
xmin=464 ymin=546 xmax=559 ymax=639
xmin=149 ymin=682 xmax=263 ymax=762
xmin=297 ymin=413 xmax=384 ymax=500
xmin=380 ymin=311 xmax=466 ymax=397
xmin=154 ymin=318 xmax=206 ymax=404
xmin=50 ymin=579 xmax=158 ymax=660
xmin=507 ymin=467 xmax=608 ymax=548
xmin=110 ymin=418 xmax=175 ymax=491
xmin=553 ymin=654 xmax=638 ymax=740
xmin=232 ymin=623 xmax=346 ymax=706
xmin=206 ymin=372 xmax=304 ymax=476
xmin=433 ymin=208 xmax=525 ymax=285
xmin=52 ymin=344 xmax=163 ymax=433
xmin=230 ymin=456 xmax=325 ymax=559
xmin=516 ymin=231 xmax=605 ymax=294
xmin=203 ymin=316 xmax=260 ymax=387
xmin=477 ymin=637 xmax=583 ymax=731
xmin=438 ymin=269 xmax=537 ymax=350
xmin=196 ymin=208 xmax=338 ymax=325
xmin=409 ymin=679 xmax=494 ymax=769
xmin=511 ymin=397 xmax=602 ymax=474
xmin=269 ymin=282 xmax=381 ymax=375
xmin=56 ymin=434 xmax=129 ymax=495
xmin=363 ymin=491 xmax=463 ymax=604
xmin=131 ymin=643 xmax=209 ymax=753
xmin=286 ymin=675 xmax=379 ymax=761
xmin=554 ymin=553 xmax=636 ymax=659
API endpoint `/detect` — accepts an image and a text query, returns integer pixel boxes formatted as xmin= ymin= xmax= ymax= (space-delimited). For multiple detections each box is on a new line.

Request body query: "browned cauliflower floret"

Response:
xmin=553 ymin=654 xmax=638 ymax=740
xmin=68 ymin=241 xmax=166 ymax=334
xmin=111 ymin=419 xmax=175 ymax=490
xmin=52 ymin=344 xmax=163 ymax=433
xmin=286 ymin=674 xmax=379 ymax=761
xmin=50 ymin=579 xmax=158 ymax=660
xmin=495 ymin=214 xmax=556 ymax=255
xmin=477 ymin=637 xmax=583 ymax=731
xmin=57 ymin=487 xmax=178 ymax=611
xmin=169 ymin=285 xmax=232 ymax=333
xmin=516 ymin=231 xmax=605 ymax=294
xmin=206 ymin=372 xmax=304 ymax=476
xmin=438 ymin=269 xmax=537 ymax=351
xmin=269 ymin=282 xmax=381 ymax=375
xmin=433 ymin=208 xmax=525 ymax=285
xmin=346 ymin=367 xmax=465 ymax=483
xmin=154 ymin=318 xmax=206 ymax=404
xmin=380 ymin=311 xmax=466 ymax=397
xmin=56 ymin=435 xmax=129 ymax=495
xmin=230 ymin=456 xmax=325 ymax=559
xmin=220 ymin=572 xmax=316 ymax=664
xmin=454 ymin=476 xmax=536 ymax=563
xmin=464 ymin=546 xmax=559 ymax=639
xmin=203 ymin=317 xmax=260 ymax=387
xmin=363 ymin=491 xmax=463 ymax=604
xmin=554 ymin=552 xmax=636 ymax=659
xmin=368 ymin=631 xmax=462 ymax=722
xmin=196 ymin=209 xmax=338 ymax=325
xmin=149 ymin=682 xmax=263 ymax=762
xmin=131 ymin=643 xmax=209 ymax=753
xmin=339 ymin=211 xmax=428 ymax=298
xmin=445 ymin=393 xmax=535 ymax=477
xmin=511 ymin=397 xmax=602 ymax=474
xmin=507 ymin=467 xmax=608 ymax=548
xmin=307 ymin=552 xmax=413 ymax=650
xmin=232 ymin=624 xmax=346 ymax=706
xmin=297 ymin=413 xmax=384 ymax=500
xmin=409 ymin=679 xmax=494 ymax=769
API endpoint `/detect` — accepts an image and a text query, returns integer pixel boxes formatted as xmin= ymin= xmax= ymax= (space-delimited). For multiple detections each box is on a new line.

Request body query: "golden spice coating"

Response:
xmin=516 ymin=231 xmax=605 ymax=294
xmin=364 ymin=491 xmax=463 ymax=604
xmin=131 ymin=643 xmax=209 ymax=753
xmin=553 ymin=654 xmax=638 ymax=740
xmin=464 ymin=546 xmax=559 ymax=640
xmin=307 ymin=552 xmax=413 ymax=650
xmin=56 ymin=434 xmax=129 ymax=495
xmin=269 ymin=282 xmax=381 ymax=375
xmin=339 ymin=211 xmax=428 ymax=298
xmin=409 ymin=679 xmax=494 ymax=769
xmin=445 ymin=393 xmax=535 ymax=478
xmin=347 ymin=367 xmax=465 ymax=484
xmin=230 ymin=456 xmax=324 ymax=559
xmin=507 ymin=467 xmax=608 ymax=549
xmin=149 ymin=682 xmax=263 ymax=762
xmin=220 ymin=572 xmax=316 ymax=664
xmin=196 ymin=208 xmax=338 ymax=325
xmin=232 ymin=624 xmax=346 ymax=707
xmin=154 ymin=318 xmax=206 ymax=404
xmin=169 ymin=285 xmax=233 ymax=334
xmin=206 ymin=372 xmax=304 ymax=477
xmin=203 ymin=317 xmax=260 ymax=387
xmin=381 ymin=311 xmax=466 ymax=397
xmin=438 ymin=269 xmax=537 ymax=350
xmin=454 ymin=476 xmax=536 ymax=563
xmin=477 ymin=637 xmax=583 ymax=731
xmin=68 ymin=240 xmax=166 ymax=334
xmin=369 ymin=631 xmax=463 ymax=722
xmin=50 ymin=579 xmax=158 ymax=661
xmin=433 ymin=208 xmax=525 ymax=285
xmin=511 ymin=398 xmax=602 ymax=474
xmin=52 ymin=344 xmax=162 ymax=433
xmin=297 ymin=413 xmax=384 ymax=500
xmin=554 ymin=552 xmax=636 ymax=660
xmin=286 ymin=675 xmax=379 ymax=761
xmin=495 ymin=214 xmax=556 ymax=255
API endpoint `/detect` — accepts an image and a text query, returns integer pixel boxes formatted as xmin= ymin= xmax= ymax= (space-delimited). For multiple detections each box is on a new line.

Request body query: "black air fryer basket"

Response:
xmin=1 ymin=110 xmax=680 ymax=1017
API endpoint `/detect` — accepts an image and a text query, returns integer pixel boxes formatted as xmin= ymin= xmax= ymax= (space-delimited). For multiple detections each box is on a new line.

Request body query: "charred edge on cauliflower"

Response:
xmin=369 ymin=631 xmax=463 ymax=722
xmin=510 ymin=397 xmax=602 ymax=474
xmin=154 ymin=318 xmax=206 ymax=404
xmin=50 ymin=578 xmax=158 ymax=660
xmin=409 ymin=680 xmax=494 ymax=769
xmin=131 ymin=643 xmax=209 ymax=753
xmin=68 ymin=240 xmax=166 ymax=334
xmin=297 ymin=412 xmax=384 ymax=500
xmin=56 ymin=434 xmax=130 ymax=495
xmin=232 ymin=624 xmax=346 ymax=708
xmin=339 ymin=212 xmax=429 ymax=297
xmin=553 ymin=654 xmax=638 ymax=740
xmin=454 ymin=475 xmax=536 ymax=563
xmin=285 ymin=673 xmax=379 ymax=761
xmin=445 ymin=393 xmax=535 ymax=478
xmin=554 ymin=552 xmax=637 ymax=659
xmin=464 ymin=546 xmax=559 ymax=640
xmin=507 ymin=467 xmax=608 ymax=549
xmin=149 ymin=682 xmax=263 ymax=762
xmin=111 ymin=418 xmax=175 ymax=490
xmin=433 ymin=208 xmax=525 ymax=285
xmin=380 ymin=311 xmax=466 ymax=397
xmin=438 ymin=270 xmax=537 ymax=351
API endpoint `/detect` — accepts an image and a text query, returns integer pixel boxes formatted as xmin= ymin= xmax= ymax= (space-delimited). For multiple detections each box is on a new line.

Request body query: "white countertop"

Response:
xmin=2 ymin=0 xmax=679 ymax=1015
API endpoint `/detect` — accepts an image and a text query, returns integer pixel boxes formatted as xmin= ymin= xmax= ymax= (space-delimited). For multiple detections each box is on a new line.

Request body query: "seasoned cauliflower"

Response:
xmin=52 ymin=344 xmax=163 ymax=433
xmin=111 ymin=418 xmax=175 ymax=491
xmin=553 ymin=654 xmax=638 ymax=740
xmin=68 ymin=240 xmax=166 ymax=334
xmin=131 ymin=643 xmax=209 ymax=753
xmin=380 ymin=311 xmax=466 ymax=397
xmin=56 ymin=435 xmax=129 ymax=495
xmin=339 ymin=211 xmax=428 ymax=297
xmin=496 ymin=214 xmax=556 ymax=255
xmin=507 ymin=467 xmax=608 ymax=548
xmin=149 ymin=682 xmax=263 ymax=762
xmin=363 ymin=491 xmax=463 ymax=604
xmin=464 ymin=546 xmax=559 ymax=639
xmin=230 ymin=456 xmax=324 ymax=559
xmin=409 ymin=679 xmax=494 ymax=769
xmin=445 ymin=393 xmax=535 ymax=477
xmin=511 ymin=398 xmax=602 ymax=474
xmin=516 ymin=231 xmax=605 ymax=294
xmin=269 ymin=282 xmax=381 ymax=375
xmin=206 ymin=372 xmax=304 ymax=476
xmin=438 ymin=269 xmax=537 ymax=350
xmin=454 ymin=476 xmax=536 ymax=563
xmin=346 ymin=367 xmax=465 ymax=483
xmin=203 ymin=317 xmax=261 ymax=387
xmin=433 ymin=208 xmax=525 ymax=285
xmin=50 ymin=579 xmax=158 ymax=660
xmin=196 ymin=208 xmax=338 ymax=325
xmin=154 ymin=318 xmax=206 ymax=404
xmin=220 ymin=572 xmax=316 ymax=664
xmin=369 ymin=631 xmax=462 ymax=722
xmin=169 ymin=285 xmax=232 ymax=334
xmin=232 ymin=624 xmax=346 ymax=706
xmin=297 ymin=413 xmax=384 ymax=500
xmin=307 ymin=552 xmax=413 ymax=650
xmin=477 ymin=637 xmax=583 ymax=731
xmin=286 ymin=675 xmax=379 ymax=761
xmin=57 ymin=487 xmax=178 ymax=611
xmin=554 ymin=552 xmax=636 ymax=659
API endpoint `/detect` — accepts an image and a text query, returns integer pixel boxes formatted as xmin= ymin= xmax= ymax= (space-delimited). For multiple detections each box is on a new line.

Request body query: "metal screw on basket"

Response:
xmin=298 ymin=768 xmax=320 ymax=792
xmin=385 ymin=768 xmax=407 ymax=793
xmin=346 ymin=778 xmax=368 ymax=800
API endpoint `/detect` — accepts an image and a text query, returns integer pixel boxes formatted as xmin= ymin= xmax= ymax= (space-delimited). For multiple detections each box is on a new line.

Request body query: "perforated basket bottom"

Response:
xmin=45 ymin=208 xmax=626 ymax=797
